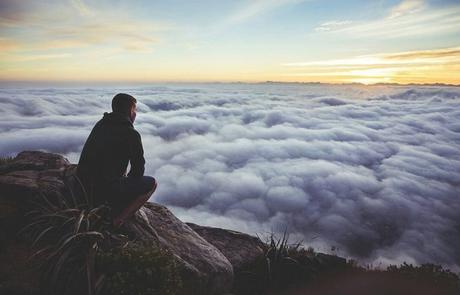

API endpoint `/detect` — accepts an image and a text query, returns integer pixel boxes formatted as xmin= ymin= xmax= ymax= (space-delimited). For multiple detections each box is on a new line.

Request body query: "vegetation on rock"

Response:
xmin=2 ymin=151 xmax=459 ymax=295
xmin=232 ymin=230 xmax=460 ymax=295
xmin=232 ymin=229 xmax=345 ymax=294
xmin=0 ymin=156 xmax=14 ymax=166
xmin=19 ymin=176 xmax=113 ymax=294
xmin=19 ymin=174 xmax=182 ymax=295
xmin=96 ymin=241 xmax=182 ymax=295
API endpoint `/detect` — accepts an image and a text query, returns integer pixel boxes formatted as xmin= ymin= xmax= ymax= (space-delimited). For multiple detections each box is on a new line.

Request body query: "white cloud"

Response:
xmin=314 ymin=1 xmax=460 ymax=38
xmin=224 ymin=0 xmax=306 ymax=25
xmin=70 ymin=0 xmax=95 ymax=17
xmin=0 ymin=0 xmax=170 ymax=53
xmin=1 ymin=84 xmax=460 ymax=271
xmin=315 ymin=20 xmax=353 ymax=32
xmin=389 ymin=0 xmax=425 ymax=19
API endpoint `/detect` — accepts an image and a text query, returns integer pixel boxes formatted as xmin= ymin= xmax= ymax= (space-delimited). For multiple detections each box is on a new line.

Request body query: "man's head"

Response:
xmin=112 ymin=93 xmax=137 ymax=123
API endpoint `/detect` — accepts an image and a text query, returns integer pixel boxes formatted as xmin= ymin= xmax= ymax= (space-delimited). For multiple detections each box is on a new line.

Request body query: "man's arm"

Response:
xmin=127 ymin=130 xmax=145 ymax=178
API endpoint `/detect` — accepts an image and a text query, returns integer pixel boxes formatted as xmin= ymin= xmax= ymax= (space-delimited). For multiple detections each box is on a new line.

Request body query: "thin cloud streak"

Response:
xmin=315 ymin=1 xmax=460 ymax=38
xmin=389 ymin=0 xmax=425 ymax=19
xmin=282 ymin=46 xmax=460 ymax=84
xmin=283 ymin=47 xmax=460 ymax=66
xmin=0 ymin=37 xmax=19 ymax=51
xmin=70 ymin=0 xmax=95 ymax=17
xmin=0 ymin=0 xmax=170 ymax=52
xmin=225 ymin=0 xmax=306 ymax=25
xmin=315 ymin=20 xmax=353 ymax=32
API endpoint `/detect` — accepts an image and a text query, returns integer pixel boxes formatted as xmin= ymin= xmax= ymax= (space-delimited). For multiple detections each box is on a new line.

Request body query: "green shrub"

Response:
xmin=96 ymin=242 xmax=182 ymax=295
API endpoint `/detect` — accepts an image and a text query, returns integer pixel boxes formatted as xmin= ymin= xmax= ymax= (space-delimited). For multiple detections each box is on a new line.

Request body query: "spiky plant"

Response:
xmin=232 ymin=229 xmax=312 ymax=294
xmin=263 ymin=228 xmax=302 ymax=289
xmin=19 ymin=174 xmax=123 ymax=295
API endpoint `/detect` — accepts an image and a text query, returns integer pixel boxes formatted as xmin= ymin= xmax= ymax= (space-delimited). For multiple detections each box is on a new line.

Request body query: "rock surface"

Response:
xmin=0 ymin=151 xmax=72 ymax=242
xmin=123 ymin=203 xmax=234 ymax=294
xmin=186 ymin=222 xmax=265 ymax=271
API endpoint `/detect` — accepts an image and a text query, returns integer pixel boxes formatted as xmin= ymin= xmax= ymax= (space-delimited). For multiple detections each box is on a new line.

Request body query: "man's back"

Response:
xmin=76 ymin=93 xmax=156 ymax=227
xmin=76 ymin=111 xmax=145 ymax=205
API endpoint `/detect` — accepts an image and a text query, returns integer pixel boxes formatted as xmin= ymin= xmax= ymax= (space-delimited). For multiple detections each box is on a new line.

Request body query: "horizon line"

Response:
xmin=0 ymin=79 xmax=459 ymax=87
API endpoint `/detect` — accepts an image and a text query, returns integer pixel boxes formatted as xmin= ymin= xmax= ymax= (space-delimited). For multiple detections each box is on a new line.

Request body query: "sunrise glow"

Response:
xmin=0 ymin=0 xmax=459 ymax=84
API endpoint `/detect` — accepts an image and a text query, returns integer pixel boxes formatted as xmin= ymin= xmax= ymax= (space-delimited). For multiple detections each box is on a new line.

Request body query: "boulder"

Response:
xmin=0 ymin=151 xmax=71 ymax=243
xmin=0 ymin=151 xmax=70 ymax=214
xmin=0 ymin=151 xmax=70 ymax=295
xmin=186 ymin=222 xmax=265 ymax=271
xmin=122 ymin=204 xmax=234 ymax=294
xmin=0 ymin=150 xmax=70 ymax=174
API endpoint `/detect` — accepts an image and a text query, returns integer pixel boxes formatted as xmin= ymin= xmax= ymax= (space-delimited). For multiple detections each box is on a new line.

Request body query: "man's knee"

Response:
xmin=138 ymin=183 xmax=155 ymax=203
xmin=145 ymin=176 xmax=157 ymax=192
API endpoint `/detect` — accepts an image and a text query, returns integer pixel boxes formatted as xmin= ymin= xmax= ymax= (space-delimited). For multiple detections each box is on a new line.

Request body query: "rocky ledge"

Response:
xmin=0 ymin=151 xmax=347 ymax=295
xmin=0 ymin=151 xmax=268 ymax=294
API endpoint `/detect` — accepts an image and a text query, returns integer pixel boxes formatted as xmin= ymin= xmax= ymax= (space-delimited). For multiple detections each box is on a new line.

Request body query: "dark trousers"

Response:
xmin=105 ymin=176 xmax=156 ymax=216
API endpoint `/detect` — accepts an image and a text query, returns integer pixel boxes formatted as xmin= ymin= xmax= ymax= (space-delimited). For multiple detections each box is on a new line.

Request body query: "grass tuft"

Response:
xmin=0 ymin=156 xmax=14 ymax=166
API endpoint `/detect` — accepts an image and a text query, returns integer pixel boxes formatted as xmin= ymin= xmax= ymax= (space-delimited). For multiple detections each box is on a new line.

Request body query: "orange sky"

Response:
xmin=1 ymin=0 xmax=459 ymax=84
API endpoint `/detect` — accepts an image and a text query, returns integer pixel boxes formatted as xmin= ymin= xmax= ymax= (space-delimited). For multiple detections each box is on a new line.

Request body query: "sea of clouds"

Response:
xmin=1 ymin=83 xmax=459 ymax=270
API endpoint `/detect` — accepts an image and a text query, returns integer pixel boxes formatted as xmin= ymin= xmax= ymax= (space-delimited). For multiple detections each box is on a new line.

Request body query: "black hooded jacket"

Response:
xmin=76 ymin=111 xmax=145 ymax=205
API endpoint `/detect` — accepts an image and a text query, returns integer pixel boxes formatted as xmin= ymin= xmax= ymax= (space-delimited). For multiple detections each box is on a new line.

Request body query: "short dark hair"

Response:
xmin=112 ymin=93 xmax=137 ymax=113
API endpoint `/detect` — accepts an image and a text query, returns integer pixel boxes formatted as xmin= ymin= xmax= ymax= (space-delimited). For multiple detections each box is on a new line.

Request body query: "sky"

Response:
xmin=0 ymin=0 xmax=459 ymax=84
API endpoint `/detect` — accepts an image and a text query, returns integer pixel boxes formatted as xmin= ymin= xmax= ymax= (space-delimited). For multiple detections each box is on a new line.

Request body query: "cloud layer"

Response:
xmin=1 ymin=83 xmax=460 ymax=270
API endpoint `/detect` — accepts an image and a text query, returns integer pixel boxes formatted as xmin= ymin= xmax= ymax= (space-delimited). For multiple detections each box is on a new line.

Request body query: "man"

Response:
xmin=76 ymin=93 xmax=157 ymax=227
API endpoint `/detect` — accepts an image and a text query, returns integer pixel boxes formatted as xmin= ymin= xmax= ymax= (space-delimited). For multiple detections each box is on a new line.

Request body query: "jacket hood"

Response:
xmin=102 ymin=111 xmax=133 ymax=127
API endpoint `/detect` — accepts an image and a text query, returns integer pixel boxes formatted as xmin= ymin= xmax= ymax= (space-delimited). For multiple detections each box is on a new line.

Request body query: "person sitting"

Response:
xmin=76 ymin=93 xmax=157 ymax=228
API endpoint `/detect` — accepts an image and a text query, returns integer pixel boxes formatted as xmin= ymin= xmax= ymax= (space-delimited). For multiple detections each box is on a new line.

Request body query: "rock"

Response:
xmin=186 ymin=222 xmax=265 ymax=271
xmin=314 ymin=253 xmax=348 ymax=270
xmin=0 ymin=156 xmax=69 ymax=226
xmin=0 ymin=239 xmax=41 ymax=295
xmin=0 ymin=152 xmax=70 ymax=295
xmin=122 ymin=204 xmax=234 ymax=294
xmin=0 ymin=152 xmax=71 ymax=246
xmin=0 ymin=150 xmax=70 ymax=175
xmin=0 ymin=150 xmax=233 ymax=295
